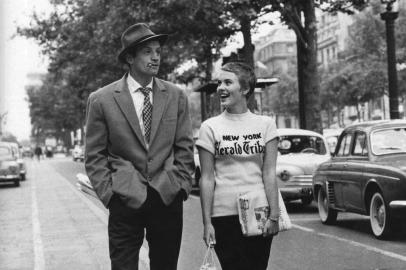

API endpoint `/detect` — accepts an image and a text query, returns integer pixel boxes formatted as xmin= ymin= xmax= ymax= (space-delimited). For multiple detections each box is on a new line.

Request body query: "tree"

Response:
xmin=18 ymin=0 xmax=236 ymax=136
xmin=320 ymin=0 xmax=406 ymax=124
xmin=269 ymin=72 xmax=299 ymax=117
xmin=261 ymin=0 xmax=369 ymax=132
xmin=19 ymin=0 xmax=372 ymax=134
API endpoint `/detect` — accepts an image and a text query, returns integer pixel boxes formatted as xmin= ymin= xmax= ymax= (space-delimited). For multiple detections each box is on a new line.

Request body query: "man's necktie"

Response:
xmin=139 ymin=87 xmax=152 ymax=143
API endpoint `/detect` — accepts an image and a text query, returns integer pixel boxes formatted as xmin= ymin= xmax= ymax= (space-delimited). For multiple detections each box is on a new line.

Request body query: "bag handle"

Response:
xmin=200 ymin=245 xmax=215 ymax=269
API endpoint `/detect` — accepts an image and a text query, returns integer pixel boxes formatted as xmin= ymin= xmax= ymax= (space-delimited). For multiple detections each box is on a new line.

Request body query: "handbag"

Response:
xmin=199 ymin=246 xmax=217 ymax=270
xmin=237 ymin=189 xmax=292 ymax=236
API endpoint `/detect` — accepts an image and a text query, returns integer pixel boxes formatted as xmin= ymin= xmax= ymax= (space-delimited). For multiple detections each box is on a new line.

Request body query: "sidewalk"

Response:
xmin=0 ymin=159 xmax=149 ymax=270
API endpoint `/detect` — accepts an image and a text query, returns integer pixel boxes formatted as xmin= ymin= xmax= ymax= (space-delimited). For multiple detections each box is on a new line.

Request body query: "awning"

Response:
xmin=194 ymin=78 xmax=279 ymax=94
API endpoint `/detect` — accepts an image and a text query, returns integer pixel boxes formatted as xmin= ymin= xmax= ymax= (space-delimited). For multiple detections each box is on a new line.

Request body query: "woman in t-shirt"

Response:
xmin=196 ymin=62 xmax=279 ymax=270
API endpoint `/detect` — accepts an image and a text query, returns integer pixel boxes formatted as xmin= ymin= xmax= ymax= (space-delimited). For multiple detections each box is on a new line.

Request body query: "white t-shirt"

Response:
xmin=196 ymin=110 xmax=278 ymax=217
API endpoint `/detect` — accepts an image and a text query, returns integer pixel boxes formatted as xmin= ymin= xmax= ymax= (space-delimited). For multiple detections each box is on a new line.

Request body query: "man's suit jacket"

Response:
xmin=84 ymin=73 xmax=195 ymax=209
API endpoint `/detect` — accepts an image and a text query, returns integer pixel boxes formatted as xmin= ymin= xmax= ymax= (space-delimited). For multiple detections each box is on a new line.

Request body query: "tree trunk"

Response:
xmin=295 ymin=1 xmax=322 ymax=132
xmin=201 ymin=47 xmax=213 ymax=121
xmin=241 ymin=15 xmax=254 ymax=68
xmin=327 ymin=106 xmax=331 ymax=128
xmin=297 ymin=38 xmax=306 ymax=129
xmin=240 ymin=15 xmax=257 ymax=112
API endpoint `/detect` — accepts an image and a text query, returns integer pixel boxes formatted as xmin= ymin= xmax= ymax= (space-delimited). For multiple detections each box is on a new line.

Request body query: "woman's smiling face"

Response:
xmin=216 ymin=70 xmax=247 ymax=111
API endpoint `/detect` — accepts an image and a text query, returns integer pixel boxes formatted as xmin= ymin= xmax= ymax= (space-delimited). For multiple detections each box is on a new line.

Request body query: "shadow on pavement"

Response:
xmin=0 ymin=183 xmax=20 ymax=189
xmin=331 ymin=217 xmax=406 ymax=242
xmin=285 ymin=200 xmax=318 ymax=214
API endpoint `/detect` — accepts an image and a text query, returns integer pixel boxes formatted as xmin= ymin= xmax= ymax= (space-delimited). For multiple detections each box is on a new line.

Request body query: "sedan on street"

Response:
xmin=0 ymin=142 xmax=21 ymax=186
xmin=277 ymin=128 xmax=331 ymax=205
xmin=313 ymin=120 xmax=406 ymax=239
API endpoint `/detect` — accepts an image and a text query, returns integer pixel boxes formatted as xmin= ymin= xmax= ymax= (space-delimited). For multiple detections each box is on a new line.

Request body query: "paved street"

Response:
xmin=1 ymin=157 xmax=406 ymax=270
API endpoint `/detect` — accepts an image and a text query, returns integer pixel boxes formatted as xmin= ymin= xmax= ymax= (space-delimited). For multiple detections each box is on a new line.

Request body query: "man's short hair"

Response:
xmin=221 ymin=62 xmax=256 ymax=99
xmin=124 ymin=45 xmax=143 ymax=65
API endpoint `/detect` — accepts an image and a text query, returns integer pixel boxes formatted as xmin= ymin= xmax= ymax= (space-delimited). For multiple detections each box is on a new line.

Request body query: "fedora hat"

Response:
xmin=118 ymin=23 xmax=168 ymax=63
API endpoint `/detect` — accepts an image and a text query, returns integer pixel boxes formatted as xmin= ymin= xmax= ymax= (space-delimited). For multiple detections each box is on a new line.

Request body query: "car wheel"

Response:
xmin=317 ymin=188 xmax=337 ymax=224
xmin=370 ymin=192 xmax=392 ymax=239
xmin=14 ymin=179 xmax=20 ymax=187
xmin=301 ymin=196 xmax=313 ymax=206
xmin=20 ymin=174 xmax=26 ymax=181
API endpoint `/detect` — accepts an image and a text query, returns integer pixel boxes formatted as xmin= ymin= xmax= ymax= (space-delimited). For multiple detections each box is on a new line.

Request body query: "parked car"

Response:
xmin=313 ymin=120 xmax=406 ymax=239
xmin=72 ymin=145 xmax=84 ymax=162
xmin=0 ymin=142 xmax=21 ymax=186
xmin=276 ymin=129 xmax=331 ymax=205
xmin=8 ymin=142 xmax=26 ymax=180
xmin=323 ymin=128 xmax=343 ymax=154
xmin=22 ymin=146 xmax=34 ymax=158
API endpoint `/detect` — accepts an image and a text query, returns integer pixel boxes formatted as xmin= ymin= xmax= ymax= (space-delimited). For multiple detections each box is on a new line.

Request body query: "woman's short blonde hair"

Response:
xmin=221 ymin=62 xmax=256 ymax=99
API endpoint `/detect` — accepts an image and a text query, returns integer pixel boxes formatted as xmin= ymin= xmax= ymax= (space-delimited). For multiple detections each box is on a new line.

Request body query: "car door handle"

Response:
xmin=343 ymin=164 xmax=348 ymax=168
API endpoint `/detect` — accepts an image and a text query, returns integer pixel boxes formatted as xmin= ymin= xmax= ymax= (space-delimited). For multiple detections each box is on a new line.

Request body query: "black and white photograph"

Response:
xmin=1 ymin=0 xmax=406 ymax=269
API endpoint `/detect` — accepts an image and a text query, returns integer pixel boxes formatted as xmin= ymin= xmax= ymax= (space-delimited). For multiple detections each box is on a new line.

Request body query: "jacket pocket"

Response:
xmin=111 ymin=170 xmax=132 ymax=197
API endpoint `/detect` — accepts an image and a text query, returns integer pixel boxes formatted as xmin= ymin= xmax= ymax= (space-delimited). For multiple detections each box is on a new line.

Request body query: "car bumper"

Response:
xmin=280 ymin=174 xmax=312 ymax=199
xmin=0 ymin=174 xmax=20 ymax=181
xmin=279 ymin=175 xmax=313 ymax=200
xmin=280 ymin=187 xmax=313 ymax=200
xmin=389 ymin=200 xmax=406 ymax=218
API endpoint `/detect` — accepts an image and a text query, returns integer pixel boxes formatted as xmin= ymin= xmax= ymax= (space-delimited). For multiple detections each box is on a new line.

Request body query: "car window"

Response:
xmin=371 ymin=127 xmax=406 ymax=155
xmin=0 ymin=146 xmax=10 ymax=156
xmin=278 ymin=135 xmax=327 ymax=155
xmin=326 ymin=136 xmax=339 ymax=154
xmin=353 ymin=132 xmax=368 ymax=156
xmin=337 ymin=133 xmax=352 ymax=157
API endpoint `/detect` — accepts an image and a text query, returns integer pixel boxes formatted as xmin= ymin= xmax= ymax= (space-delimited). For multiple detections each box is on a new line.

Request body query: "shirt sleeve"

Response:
xmin=196 ymin=121 xmax=216 ymax=154
xmin=265 ymin=117 xmax=279 ymax=143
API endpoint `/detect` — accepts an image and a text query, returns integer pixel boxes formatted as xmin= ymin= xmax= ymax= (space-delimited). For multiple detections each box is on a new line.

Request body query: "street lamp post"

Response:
xmin=381 ymin=0 xmax=400 ymax=119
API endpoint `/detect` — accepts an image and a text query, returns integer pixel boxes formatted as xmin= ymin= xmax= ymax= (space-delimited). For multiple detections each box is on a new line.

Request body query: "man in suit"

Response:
xmin=85 ymin=23 xmax=195 ymax=270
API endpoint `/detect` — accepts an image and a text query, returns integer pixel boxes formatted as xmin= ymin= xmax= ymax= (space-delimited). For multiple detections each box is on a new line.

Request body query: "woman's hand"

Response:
xmin=262 ymin=219 xmax=279 ymax=237
xmin=203 ymin=223 xmax=216 ymax=247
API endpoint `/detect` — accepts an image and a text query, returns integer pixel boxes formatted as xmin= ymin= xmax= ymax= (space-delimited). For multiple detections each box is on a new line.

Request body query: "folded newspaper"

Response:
xmin=76 ymin=173 xmax=98 ymax=198
xmin=237 ymin=189 xmax=292 ymax=236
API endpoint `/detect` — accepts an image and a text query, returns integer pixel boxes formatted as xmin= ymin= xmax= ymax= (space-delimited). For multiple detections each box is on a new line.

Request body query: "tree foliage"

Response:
xmin=19 ymin=0 xmax=235 ymax=141
xmin=320 ymin=1 xmax=406 ymax=124
xmin=269 ymin=72 xmax=299 ymax=117
xmin=19 ymin=0 xmax=374 ymax=138
xmin=263 ymin=0 xmax=369 ymax=131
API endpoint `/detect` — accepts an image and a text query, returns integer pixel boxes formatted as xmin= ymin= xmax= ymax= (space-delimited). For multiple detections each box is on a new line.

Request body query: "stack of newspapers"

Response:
xmin=76 ymin=173 xmax=97 ymax=198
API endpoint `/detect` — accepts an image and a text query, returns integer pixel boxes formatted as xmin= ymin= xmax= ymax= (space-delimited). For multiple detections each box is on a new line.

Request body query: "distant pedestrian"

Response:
xmin=197 ymin=62 xmax=279 ymax=270
xmin=84 ymin=23 xmax=195 ymax=270
xmin=34 ymin=145 xmax=42 ymax=161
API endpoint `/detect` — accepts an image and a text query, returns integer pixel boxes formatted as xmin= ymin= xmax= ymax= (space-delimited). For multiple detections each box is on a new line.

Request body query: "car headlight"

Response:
xmin=279 ymin=170 xmax=291 ymax=181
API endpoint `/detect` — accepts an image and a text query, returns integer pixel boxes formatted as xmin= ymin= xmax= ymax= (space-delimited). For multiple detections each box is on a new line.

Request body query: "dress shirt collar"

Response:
xmin=127 ymin=73 xmax=153 ymax=93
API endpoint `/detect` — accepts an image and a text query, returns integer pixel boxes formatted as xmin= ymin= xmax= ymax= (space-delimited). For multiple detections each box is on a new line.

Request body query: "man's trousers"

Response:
xmin=108 ymin=186 xmax=183 ymax=270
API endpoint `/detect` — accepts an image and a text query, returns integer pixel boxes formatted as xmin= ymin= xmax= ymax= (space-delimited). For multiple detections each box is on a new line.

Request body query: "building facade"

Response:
xmin=254 ymin=26 xmax=298 ymax=128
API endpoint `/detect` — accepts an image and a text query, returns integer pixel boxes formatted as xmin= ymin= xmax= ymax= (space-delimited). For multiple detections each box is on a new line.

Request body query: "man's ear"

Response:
xmin=125 ymin=54 xmax=134 ymax=65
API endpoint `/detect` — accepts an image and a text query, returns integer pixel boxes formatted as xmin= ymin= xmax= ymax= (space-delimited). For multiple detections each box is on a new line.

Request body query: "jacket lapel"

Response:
xmin=113 ymin=74 xmax=147 ymax=150
xmin=150 ymin=78 xmax=169 ymax=144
